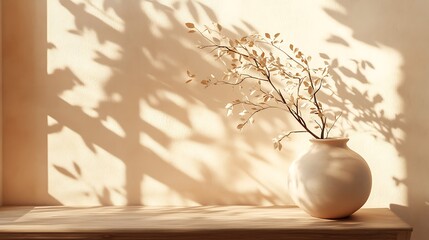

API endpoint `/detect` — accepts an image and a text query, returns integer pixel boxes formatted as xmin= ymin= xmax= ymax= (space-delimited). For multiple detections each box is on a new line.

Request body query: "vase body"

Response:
xmin=288 ymin=138 xmax=372 ymax=219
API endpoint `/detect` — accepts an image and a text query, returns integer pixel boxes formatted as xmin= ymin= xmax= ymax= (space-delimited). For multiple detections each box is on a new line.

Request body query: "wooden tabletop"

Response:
xmin=0 ymin=206 xmax=412 ymax=240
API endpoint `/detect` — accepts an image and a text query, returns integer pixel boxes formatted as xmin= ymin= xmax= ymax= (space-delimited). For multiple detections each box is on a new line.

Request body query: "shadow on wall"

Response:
xmin=318 ymin=54 xmax=404 ymax=147
xmin=46 ymin=0 xmax=390 ymax=206
xmin=47 ymin=0 xmax=292 ymax=206
xmin=325 ymin=1 xmax=429 ymax=239
xmin=5 ymin=0 xmax=407 ymax=209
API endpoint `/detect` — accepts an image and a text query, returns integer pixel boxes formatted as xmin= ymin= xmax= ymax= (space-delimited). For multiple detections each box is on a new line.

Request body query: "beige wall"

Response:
xmin=0 ymin=0 xmax=2 ymax=205
xmin=2 ymin=0 xmax=428 ymax=239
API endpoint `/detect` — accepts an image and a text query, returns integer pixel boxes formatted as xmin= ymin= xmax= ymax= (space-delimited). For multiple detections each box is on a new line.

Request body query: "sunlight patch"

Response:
xmin=101 ymin=116 xmax=126 ymax=138
xmin=188 ymin=105 xmax=226 ymax=139
xmin=139 ymin=99 xmax=192 ymax=139
xmin=48 ymin=124 xmax=127 ymax=206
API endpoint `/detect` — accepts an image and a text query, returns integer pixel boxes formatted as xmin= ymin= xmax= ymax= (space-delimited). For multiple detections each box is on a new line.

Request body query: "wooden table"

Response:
xmin=0 ymin=206 xmax=412 ymax=240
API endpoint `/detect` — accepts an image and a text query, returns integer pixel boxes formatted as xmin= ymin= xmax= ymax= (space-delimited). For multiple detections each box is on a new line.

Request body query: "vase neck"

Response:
xmin=309 ymin=138 xmax=349 ymax=148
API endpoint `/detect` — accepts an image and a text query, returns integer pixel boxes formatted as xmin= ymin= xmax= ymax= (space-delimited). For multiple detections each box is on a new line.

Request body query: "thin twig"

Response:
xmin=326 ymin=112 xmax=342 ymax=138
xmin=276 ymin=130 xmax=308 ymax=143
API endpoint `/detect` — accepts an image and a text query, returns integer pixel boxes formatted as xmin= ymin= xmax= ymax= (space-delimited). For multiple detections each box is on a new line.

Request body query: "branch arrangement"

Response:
xmin=185 ymin=22 xmax=341 ymax=150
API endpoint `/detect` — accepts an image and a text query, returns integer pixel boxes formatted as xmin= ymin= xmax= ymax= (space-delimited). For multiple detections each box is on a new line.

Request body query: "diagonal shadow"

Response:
xmin=324 ymin=1 xmax=429 ymax=239
xmin=48 ymin=0 xmax=286 ymax=206
xmin=316 ymin=53 xmax=405 ymax=147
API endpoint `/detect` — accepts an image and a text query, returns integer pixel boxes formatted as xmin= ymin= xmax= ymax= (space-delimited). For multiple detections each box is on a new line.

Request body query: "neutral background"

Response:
xmin=0 ymin=0 xmax=2 ymax=206
xmin=2 ymin=0 xmax=428 ymax=239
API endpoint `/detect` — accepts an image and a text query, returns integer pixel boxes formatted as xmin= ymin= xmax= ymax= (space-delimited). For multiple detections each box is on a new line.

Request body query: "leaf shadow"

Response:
xmin=48 ymin=0 xmax=290 ymax=206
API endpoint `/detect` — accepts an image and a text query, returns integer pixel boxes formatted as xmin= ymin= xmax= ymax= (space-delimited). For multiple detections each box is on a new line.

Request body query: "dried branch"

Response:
xmin=185 ymin=22 xmax=342 ymax=149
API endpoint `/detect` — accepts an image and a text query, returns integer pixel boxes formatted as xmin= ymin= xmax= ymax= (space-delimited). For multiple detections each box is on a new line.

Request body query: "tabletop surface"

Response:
xmin=0 ymin=206 xmax=412 ymax=233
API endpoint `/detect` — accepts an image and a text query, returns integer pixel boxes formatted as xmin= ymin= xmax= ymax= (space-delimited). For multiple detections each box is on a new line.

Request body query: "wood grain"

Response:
xmin=0 ymin=206 xmax=412 ymax=240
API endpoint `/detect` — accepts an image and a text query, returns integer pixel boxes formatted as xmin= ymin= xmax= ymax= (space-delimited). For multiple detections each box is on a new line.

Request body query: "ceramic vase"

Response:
xmin=288 ymin=138 xmax=372 ymax=219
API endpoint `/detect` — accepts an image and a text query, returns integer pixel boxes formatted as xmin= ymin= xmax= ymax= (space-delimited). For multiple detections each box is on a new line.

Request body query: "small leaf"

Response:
xmin=289 ymin=44 xmax=294 ymax=51
xmin=185 ymin=79 xmax=192 ymax=83
xmin=239 ymin=110 xmax=248 ymax=116
xmin=273 ymin=141 xmax=279 ymax=149
xmin=227 ymin=108 xmax=233 ymax=117
xmin=185 ymin=22 xmax=195 ymax=28
xmin=186 ymin=70 xmax=195 ymax=77
xmin=274 ymin=33 xmax=280 ymax=38
xmin=322 ymin=67 xmax=328 ymax=76
xmin=229 ymin=39 xmax=237 ymax=47
xmin=263 ymin=95 xmax=270 ymax=102
xmin=265 ymin=33 xmax=271 ymax=39
xmin=217 ymin=23 xmax=222 ymax=31
xmin=237 ymin=123 xmax=245 ymax=130
xmin=278 ymin=142 xmax=283 ymax=151
xmin=225 ymin=103 xmax=233 ymax=109
xmin=314 ymin=78 xmax=320 ymax=85
xmin=212 ymin=37 xmax=220 ymax=44
xmin=249 ymin=117 xmax=255 ymax=124
xmin=188 ymin=30 xmax=196 ymax=33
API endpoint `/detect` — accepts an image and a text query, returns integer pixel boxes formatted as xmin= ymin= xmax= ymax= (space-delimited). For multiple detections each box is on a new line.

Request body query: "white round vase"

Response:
xmin=288 ymin=138 xmax=372 ymax=219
